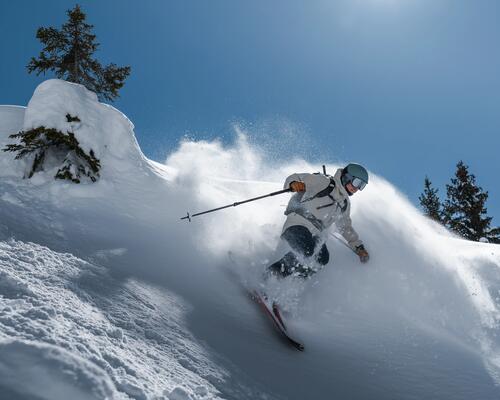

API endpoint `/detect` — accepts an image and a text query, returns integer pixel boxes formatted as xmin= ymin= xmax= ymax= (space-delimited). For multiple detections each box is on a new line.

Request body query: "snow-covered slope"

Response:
xmin=0 ymin=80 xmax=499 ymax=399
xmin=0 ymin=239 xmax=238 ymax=400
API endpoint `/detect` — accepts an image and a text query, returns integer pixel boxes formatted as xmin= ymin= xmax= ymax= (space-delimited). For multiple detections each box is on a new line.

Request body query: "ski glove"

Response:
xmin=290 ymin=181 xmax=306 ymax=192
xmin=355 ymin=245 xmax=369 ymax=263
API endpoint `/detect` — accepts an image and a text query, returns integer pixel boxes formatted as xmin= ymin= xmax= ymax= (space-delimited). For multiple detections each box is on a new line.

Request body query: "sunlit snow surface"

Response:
xmin=0 ymin=80 xmax=499 ymax=399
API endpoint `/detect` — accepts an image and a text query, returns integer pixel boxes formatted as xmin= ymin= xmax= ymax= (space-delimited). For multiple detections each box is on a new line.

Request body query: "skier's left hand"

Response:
xmin=355 ymin=245 xmax=369 ymax=263
xmin=290 ymin=181 xmax=306 ymax=192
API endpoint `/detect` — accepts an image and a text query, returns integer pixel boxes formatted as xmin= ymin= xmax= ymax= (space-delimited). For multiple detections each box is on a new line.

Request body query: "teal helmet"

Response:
xmin=341 ymin=163 xmax=369 ymax=193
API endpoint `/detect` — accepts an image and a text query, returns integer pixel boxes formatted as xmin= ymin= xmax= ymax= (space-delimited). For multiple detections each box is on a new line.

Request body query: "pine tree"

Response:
xmin=3 ymin=114 xmax=101 ymax=183
xmin=419 ymin=176 xmax=442 ymax=223
xmin=442 ymin=161 xmax=500 ymax=243
xmin=27 ymin=4 xmax=130 ymax=101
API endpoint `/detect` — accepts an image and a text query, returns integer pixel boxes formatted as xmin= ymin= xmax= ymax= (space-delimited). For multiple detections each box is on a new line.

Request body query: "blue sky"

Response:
xmin=1 ymin=0 xmax=499 ymax=224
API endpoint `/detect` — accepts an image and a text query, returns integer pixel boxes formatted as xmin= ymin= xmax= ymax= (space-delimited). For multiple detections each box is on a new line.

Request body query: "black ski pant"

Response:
xmin=268 ymin=225 xmax=329 ymax=278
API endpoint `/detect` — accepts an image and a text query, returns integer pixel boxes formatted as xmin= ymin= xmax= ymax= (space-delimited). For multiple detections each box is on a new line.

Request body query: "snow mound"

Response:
xmin=0 ymin=81 xmax=174 ymax=248
xmin=1 ymin=79 xmax=151 ymax=183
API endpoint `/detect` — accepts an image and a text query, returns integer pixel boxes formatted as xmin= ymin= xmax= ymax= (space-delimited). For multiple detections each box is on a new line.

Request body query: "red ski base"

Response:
xmin=251 ymin=290 xmax=305 ymax=351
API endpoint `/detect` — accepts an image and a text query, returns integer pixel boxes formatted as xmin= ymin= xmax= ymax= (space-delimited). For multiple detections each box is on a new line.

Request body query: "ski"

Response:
xmin=251 ymin=290 xmax=305 ymax=351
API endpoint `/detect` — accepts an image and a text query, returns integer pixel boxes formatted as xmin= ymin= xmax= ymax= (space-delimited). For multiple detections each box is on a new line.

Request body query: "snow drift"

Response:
xmin=2 ymin=79 xmax=150 ymax=180
xmin=0 ymin=80 xmax=499 ymax=399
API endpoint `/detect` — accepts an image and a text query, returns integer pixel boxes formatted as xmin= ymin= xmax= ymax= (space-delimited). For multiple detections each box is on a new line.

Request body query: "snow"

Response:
xmin=22 ymin=80 xmax=146 ymax=179
xmin=0 ymin=339 xmax=119 ymax=400
xmin=0 ymin=239 xmax=230 ymax=400
xmin=0 ymin=105 xmax=25 ymax=178
xmin=0 ymin=79 xmax=500 ymax=399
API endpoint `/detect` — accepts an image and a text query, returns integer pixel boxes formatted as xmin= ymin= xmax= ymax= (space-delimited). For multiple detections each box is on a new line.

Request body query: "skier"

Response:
xmin=268 ymin=163 xmax=370 ymax=278
xmin=179 ymin=163 xmax=370 ymax=350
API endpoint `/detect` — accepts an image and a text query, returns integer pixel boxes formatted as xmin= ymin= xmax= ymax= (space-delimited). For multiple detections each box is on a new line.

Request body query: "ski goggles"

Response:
xmin=351 ymin=177 xmax=367 ymax=191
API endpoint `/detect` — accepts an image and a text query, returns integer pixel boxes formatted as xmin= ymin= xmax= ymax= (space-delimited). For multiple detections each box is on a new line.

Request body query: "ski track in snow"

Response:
xmin=1 ymin=80 xmax=500 ymax=399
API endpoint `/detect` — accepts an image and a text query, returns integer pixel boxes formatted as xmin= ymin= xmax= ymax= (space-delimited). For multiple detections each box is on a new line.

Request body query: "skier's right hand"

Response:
xmin=290 ymin=181 xmax=306 ymax=192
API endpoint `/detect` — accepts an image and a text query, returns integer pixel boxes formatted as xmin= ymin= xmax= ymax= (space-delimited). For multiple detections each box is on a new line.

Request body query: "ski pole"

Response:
xmin=330 ymin=232 xmax=353 ymax=251
xmin=181 ymin=188 xmax=292 ymax=221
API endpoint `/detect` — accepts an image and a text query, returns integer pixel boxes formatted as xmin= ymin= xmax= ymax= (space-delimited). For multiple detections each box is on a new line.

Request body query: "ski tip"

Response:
xmin=290 ymin=339 xmax=305 ymax=351
xmin=249 ymin=288 xmax=305 ymax=351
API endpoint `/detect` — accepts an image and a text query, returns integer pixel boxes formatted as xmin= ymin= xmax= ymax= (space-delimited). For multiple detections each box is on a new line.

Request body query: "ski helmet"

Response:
xmin=341 ymin=163 xmax=369 ymax=192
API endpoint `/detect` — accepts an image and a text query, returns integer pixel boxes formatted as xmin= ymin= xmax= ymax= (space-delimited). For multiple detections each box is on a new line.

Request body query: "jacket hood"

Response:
xmin=334 ymin=168 xmax=351 ymax=197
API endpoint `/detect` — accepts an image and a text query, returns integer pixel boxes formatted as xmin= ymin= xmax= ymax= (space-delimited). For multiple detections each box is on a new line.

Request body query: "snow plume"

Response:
xmin=1 ymin=80 xmax=500 ymax=399
xmin=164 ymin=132 xmax=500 ymax=397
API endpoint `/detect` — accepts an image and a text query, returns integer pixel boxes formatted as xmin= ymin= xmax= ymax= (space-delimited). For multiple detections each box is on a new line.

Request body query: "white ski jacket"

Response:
xmin=282 ymin=168 xmax=363 ymax=250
